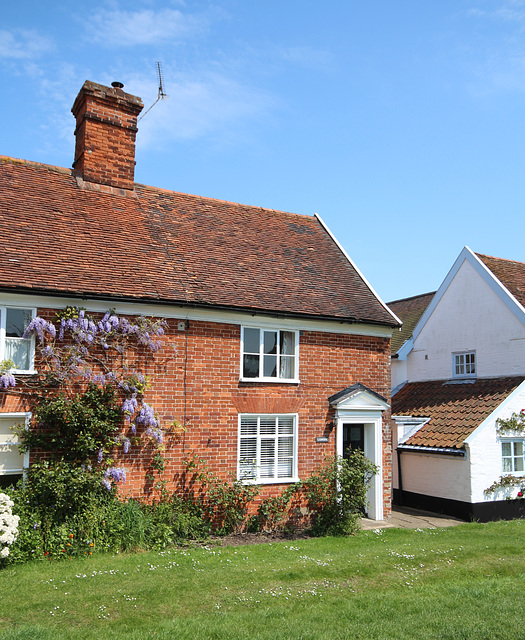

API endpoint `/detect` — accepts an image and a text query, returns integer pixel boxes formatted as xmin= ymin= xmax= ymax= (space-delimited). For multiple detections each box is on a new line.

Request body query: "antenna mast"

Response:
xmin=138 ymin=62 xmax=169 ymax=121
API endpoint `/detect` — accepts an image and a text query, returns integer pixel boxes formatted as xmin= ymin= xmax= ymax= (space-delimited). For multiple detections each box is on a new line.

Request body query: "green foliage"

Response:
xmin=304 ymin=450 xmax=378 ymax=536
xmin=496 ymin=410 xmax=525 ymax=435
xmin=181 ymin=453 xmax=260 ymax=534
xmin=18 ymin=384 xmax=121 ymax=462
xmin=249 ymin=484 xmax=301 ymax=532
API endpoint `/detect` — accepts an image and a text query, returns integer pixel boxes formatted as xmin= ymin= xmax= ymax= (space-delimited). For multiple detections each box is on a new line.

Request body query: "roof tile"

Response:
xmin=0 ymin=157 xmax=397 ymax=326
xmin=393 ymin=376 xmax=525 ymax=449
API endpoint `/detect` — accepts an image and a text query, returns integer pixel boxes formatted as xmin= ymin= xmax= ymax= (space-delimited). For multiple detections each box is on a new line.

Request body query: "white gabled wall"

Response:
xmin=407 ymin=258 xmax=525 ymax=382
xmin=467 ymin=381 xmax=525 ymax=503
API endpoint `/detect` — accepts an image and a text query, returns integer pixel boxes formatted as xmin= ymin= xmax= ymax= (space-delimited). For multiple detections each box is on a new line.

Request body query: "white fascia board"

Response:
xmin=314 ymin=213 xmax=402 ymax=327
xmin=0 ymin=292 xmax=393 ymax=338
xmin=464 ymin=378 xmax=525 ymax=446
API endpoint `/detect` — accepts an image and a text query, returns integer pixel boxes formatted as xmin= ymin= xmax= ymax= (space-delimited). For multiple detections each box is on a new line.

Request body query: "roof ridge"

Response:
xmin=387 ymin=291 xmax=436 ymax=305
xmin=0 ymin=154 xmax=73 ymax=176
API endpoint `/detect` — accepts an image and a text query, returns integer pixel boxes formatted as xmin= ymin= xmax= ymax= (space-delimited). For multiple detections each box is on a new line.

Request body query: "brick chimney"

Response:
xmin=71 ymin=81 xmax=144 ymax=191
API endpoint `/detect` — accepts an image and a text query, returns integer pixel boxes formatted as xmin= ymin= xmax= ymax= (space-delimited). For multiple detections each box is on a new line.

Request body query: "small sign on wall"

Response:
xmin=316 ymin=436 xmax=329 ymax=443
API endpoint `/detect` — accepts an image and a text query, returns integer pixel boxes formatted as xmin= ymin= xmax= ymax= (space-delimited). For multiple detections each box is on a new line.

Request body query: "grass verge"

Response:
xmin=0 ymin=520 xmax=524 ymax=639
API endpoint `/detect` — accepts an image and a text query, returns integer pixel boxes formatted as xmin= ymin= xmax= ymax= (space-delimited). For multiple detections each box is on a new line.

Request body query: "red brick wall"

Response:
xmin=20 ymin=310 xmax=392 ymax=516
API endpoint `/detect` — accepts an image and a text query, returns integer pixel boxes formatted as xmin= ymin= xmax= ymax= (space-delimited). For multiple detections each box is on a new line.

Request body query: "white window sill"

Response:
xmin=240 ymin=477 xmax=300 ymax=485
xmin=239 ymin=378 xmax=300 ymax=384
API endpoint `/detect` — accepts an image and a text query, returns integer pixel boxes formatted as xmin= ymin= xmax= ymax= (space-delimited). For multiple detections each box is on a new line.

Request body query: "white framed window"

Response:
xmin=501 ymin=440 xmax=524 ymax=474
xmin=0 ymin=307 xmax=36 ymax=373
xmin=241 ymin=327 xmax=299 ymax=382
xmin=452 ymin=351 xmax=476 ymax=378
xmin=238 ymin=414 xmax=298 ymax=483
xmin=0 ymin=413 xmax=30 ymax=485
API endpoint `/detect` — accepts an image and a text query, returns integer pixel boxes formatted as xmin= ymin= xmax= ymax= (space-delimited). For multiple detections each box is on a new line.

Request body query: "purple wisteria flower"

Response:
xmin=23 ymin=317 xmax=56 ymax=342
xmin=105 ymin=467 xmax=126 ymax=483
xmin=97 ymin=449 xmax=103 ymax=464
xmin=0 ymin=373 xmax=16 ymax=389
xmin=101 ymin=478 xmax=112 ymax=491
xmin=134 ymin=403 xmax=157 ymax=428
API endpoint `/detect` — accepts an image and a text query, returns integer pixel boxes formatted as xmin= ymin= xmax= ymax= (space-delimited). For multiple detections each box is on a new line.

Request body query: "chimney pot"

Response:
xmin=111 ymin=81 xmax=124 ymax=89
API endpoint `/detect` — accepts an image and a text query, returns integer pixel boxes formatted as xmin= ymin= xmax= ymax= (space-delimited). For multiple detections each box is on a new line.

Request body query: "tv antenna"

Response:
xmin=138 ymin=62 xmax=169 ymax=121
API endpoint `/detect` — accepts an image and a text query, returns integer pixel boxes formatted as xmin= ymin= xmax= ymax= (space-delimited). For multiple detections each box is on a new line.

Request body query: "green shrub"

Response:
xmin=304 ymin=450 xmax=378 ymax=536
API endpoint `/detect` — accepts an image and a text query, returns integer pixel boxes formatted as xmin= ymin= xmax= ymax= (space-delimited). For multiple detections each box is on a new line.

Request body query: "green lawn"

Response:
xmin=1 ymin=520 xmax=524 ymax=639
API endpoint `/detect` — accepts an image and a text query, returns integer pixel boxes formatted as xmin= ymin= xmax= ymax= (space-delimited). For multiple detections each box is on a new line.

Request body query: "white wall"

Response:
xmin=397 ymin=449 xmax=471 ymax=502
xmin=468 ymin=382 xmax=525 ymax=503
xmin=407 ymin=259 xmax=525 ymax=382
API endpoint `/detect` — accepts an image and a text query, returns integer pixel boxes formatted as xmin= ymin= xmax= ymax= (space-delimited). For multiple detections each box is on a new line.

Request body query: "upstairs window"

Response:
xmin=0 ymin=308 xmax=35 ymax=373
xmin=238 ymin=414 xmax=297 ymax=483
xmin=502 ymin=440 xmax=524 ymax=474
xmin=241 ymin=327 xmax=298 ymax=382
xmin=453 ymin=351 xmax=476 ymax=379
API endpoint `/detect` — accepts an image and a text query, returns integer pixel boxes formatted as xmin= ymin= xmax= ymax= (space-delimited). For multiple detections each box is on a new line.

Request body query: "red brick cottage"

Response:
xmin=0 ymin=81 xmax=400 ymax=521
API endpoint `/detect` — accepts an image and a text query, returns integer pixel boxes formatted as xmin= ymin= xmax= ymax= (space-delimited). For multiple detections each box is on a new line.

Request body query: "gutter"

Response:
xmin=397 ymin=444 xmax=466 ymax=457
xmin=0 ymin=285 xmax=400 ymax=328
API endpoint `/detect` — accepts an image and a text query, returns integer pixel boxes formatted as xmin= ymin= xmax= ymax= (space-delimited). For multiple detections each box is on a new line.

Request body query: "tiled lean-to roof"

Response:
xmin=393 ymin=376 xmax=525 ymax=449
xmin=476 ymin=252 xmax=525 ymax=308
xmin=387 ymin=292 xmax=435 ymax=354
xmin=0 ymin=156 xmax=398 ymax=326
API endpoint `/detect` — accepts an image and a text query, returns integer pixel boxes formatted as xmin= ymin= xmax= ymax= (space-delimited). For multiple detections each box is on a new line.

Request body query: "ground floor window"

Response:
xmin=501 ymin=440 xmax=524 ymax=473
xmin=0 ymin=413 xmax=29 ymax=487
xmin=238 ymin=414 xmax=297 ymax=483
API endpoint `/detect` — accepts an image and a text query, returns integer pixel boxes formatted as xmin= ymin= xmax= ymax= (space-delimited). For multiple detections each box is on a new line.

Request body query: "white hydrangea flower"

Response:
xmin=0 ymin=493 xmax=18 ymax=560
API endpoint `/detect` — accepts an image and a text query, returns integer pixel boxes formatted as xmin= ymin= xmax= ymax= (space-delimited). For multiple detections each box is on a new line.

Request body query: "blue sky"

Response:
xmin=2 ymin=1 xmax=525 ymax=303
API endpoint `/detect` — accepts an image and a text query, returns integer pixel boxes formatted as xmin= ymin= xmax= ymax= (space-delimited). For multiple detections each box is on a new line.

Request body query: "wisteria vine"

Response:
xmin=10 ymin=308 xmax=168 ymax=491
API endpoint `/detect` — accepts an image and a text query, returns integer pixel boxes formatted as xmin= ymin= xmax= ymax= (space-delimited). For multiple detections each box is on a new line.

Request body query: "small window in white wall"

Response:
xmin=502 ymin=440 xmax=524 ymax=473
xmin=238 ymin=414 xmax=297 ymax=483
xmin=453 ymin=351 xmax=476 ymax=378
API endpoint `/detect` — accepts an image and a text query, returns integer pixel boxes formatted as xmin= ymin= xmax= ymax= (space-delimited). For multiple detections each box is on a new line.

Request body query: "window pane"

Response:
xmin=6 ymin=309 xmax=32 ymax=338
xmin=502 ymin=442 xmax=512 ymax=457
xmin=239 ymin=437 xmax=257 ymax=479
xmin=240 ymin=417 xmax=258 ymax=436
xmin=280 ymin=355 xmax=295 ymax=379
xmin=514 ymin=442 xmax=523 ymax=457
xmin=260 ymin=417 xmax=276 ymax=435
xmin=5 ymin=338 xmax=30 ymax=370
xmin=514 ymin=457 xmax=524 ymax=472
xmin=278 ymin=417 xmax=294 ymax=434
xmin=263 ymin=355 xmax=277 ymax=378
xmin=260 ymin=439 xmax=275 ymax=477
xmin=244 ymin=328 xmax=260 ymax=354
xmin=280 ymin=331 xmax=295 ymax=356
xmin=263 ymin=331 xmax=277 ymax=355
xmin=243 ymin=355 xmax=259 ymax=378
xmin=0 ymin=444 xmax=25 ymax=474
xmin=502 ymin=457 xmax=512 ymax=472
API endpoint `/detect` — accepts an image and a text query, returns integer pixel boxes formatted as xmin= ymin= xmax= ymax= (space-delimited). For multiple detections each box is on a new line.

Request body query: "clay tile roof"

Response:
xmin=387 ymin=292 xmax=435 ymax=354
xmin=393 ymin=376 xmax=525 ymax=449
xmin=476 ymin=253 xmax=525 ymax=308
xmin=0 ymin=156 xmax=398 ymax=326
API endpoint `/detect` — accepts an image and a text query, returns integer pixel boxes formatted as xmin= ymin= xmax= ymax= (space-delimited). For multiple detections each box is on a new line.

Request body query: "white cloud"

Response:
xmin=0 ymin=29 xmax=53 ymax=59
xmin=126 ymin=68 xmax=278 ymax=148
xmin=84 ymin=8 xmax=207 ymax=47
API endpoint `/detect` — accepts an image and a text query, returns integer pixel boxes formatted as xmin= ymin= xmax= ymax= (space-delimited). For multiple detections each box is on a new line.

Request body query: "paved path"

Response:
xmin=361 ymin=506 xmax=464 ymax=530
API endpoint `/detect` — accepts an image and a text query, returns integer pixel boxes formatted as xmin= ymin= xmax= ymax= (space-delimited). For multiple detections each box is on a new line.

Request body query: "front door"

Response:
xmin=342 ymin=423 xmax=364 ymax=460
